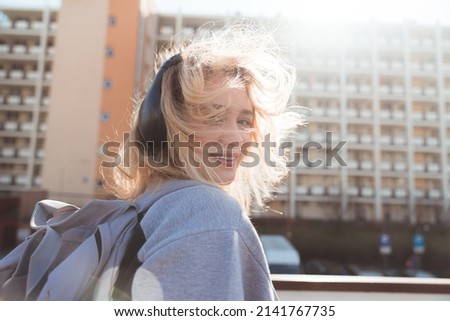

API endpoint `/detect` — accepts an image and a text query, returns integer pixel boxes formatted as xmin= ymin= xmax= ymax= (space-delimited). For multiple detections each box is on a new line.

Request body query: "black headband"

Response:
xmin=137 ymin=53 xmax=182 ymax=155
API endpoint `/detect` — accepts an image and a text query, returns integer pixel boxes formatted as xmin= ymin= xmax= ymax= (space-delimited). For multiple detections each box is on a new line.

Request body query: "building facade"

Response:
xmin=0 ymin=6 xmax=56 ymax=193
xmin=0 ymin=6 xmax=57 ymax=245
xmin=275 ymin=20 xmax=450 ymax=225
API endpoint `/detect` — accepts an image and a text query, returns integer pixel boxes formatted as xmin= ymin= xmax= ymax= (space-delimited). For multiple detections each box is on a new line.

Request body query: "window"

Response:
xmin=105 ymin=47 xmax=114 ymax=57
xmin=100 ymin=111 xmax=110 ymax=122
xmin=108 ymin=16 xmax=117 ymax=26
xmin=103 ymin=79 xmax=112 ymax=89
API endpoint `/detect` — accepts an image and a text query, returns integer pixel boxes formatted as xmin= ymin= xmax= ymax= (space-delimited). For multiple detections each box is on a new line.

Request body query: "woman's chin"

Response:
xmin=211 ymin=168 xmax=238 ymax=185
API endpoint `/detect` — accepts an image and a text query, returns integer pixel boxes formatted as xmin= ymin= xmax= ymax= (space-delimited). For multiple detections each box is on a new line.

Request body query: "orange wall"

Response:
xmin=99 ymin=0 xmax=140 ymax=142
xmin=96 ymin=0 xmax=141 ymax=189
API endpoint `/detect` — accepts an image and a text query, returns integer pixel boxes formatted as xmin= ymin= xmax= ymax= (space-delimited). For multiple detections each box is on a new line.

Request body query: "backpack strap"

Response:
xmin=110 ymin=212 xmax=145 ymax=300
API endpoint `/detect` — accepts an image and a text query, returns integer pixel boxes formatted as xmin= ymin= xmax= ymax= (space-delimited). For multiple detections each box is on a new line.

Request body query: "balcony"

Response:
xmin=26 ymin=71 xmax=38 ymax=80
xmin=36 ymin=148 xmax=45 ymax=158
xmin=47 ymin=46 xmax=55 ymax=55
xmin=347 ymin=84 xmax=372 ymax=95
xmin=1 ymin=147 xmax=16 ymax=157
xmin=414 ymin=163 xmax=425 ymax=171
xmin=327 ymin=108 xmax=339 ymax=117
xmin=381 ymin=188 xmax=393 ymax=198
xmin=29 ymin=46 xmax=41 ymax=55
xmin=359 ymin=110 xmax=372 ymax=119
xmin=159 ymin=25 xmax=175 ymax=37
xmin=394 ymin=188 xmax=407 ymax=198
xmin=311 ymin=83 xmax=325 ymax=92
xmin=427 ymin=189 xmax=441 ymax=199
xmin=18 ymin=148 xmax=31 ymax=158
xmin=311 ymin=132 xmax=325 ymax=142
xmin=34 ymin=175 xmax=42 ymax=186
xmin=296 ymin=186 xmax=308 ymax=195
xmin=413 ymin=136 xmax=425 ymax=145
xmin=380 ymin=110 xmax=391 ymax=119
xmin=9 ymin=70 xmax=24 ymax=79
xmin=311 ymin=108 xmax=325 ymax=117
xmin=41 ymin=96 xmax=50 ymax=106
xmin=39 ymin=123 xmax=47 ymax=132
xmin=393 ymin=163 xmax=407 ymax=171
xmin=15 ymin=20 xmax=30 ymax=30
xmin=23 ymin=96 xmax=36 ymax=106
xmin=327 ymin=186 xmax=340 ymax=196
xmin=0 ymin=174 xmax=13 ymax=185
xmin=378 ymin=60 xmax=403 ymax=71
xmin=347 ymin=160 xmax=358 ymax=170
xmin=347 ymin=109 xmax=357 ymax=118
xmin=310 ymin=186 xmax=325 ymax=196
xmin=326 ymin=83 xmax=339 ymax=93
xmin=20 ymin=122 xmax=34 ymax=131
xmin=425 ymin=137 xmax=438 ymax=146
xmin=424 ymin=113 xmax=438 ymax=121
xmin=49 ymin=22 xmax=57 ymax=31
xmin=360 ymin=160 xmax=373 ymax=170
xmin=361 ymin=186 xmax=373 ymax=197
xmin=12 ymin=44 xmax=27 ymax=54
xmin=6 ymin=95 xmax=21 ymax=105
xmin=347 ymin=135 xmax=358 ymax=144
xmin=378 ymin=36 xmax=403 ymax=49
xmin=346 ymin=60 xmax=371 ymax=70
xmin=14 ymin=175 xmax=28 ymax=186
xmin=347 ymin=187 xmax=359 ymax=197
xmin=415 ymin=189 xmax=426 ymax=198
xmin=392 ymin=136 xmax=406 ymax=145
xmin=0 ymin=44 xmax=10 ymax=53
xmin=380 ymin=161 xmax=392 ymax=171
xmin=2 ymin=121 xmax=18 ymax=131
xmin=379 ymin=85 xmax=405 ymax=96
xmin=31 ymin=21 xmax=43 ymax=30
xmin=426 ymin=163 xmax=440 ymax=172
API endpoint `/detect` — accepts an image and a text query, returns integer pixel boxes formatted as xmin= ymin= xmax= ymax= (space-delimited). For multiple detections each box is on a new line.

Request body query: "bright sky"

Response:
xmin=3 ymin=0 xmax=450 ymax=24
xmin=153 ymin=0 xmax=450 ymax=24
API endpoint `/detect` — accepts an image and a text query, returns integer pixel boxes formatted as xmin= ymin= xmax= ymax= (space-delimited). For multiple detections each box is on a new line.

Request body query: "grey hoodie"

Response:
xmin=132 ymin=180 xmax=277 ymax=300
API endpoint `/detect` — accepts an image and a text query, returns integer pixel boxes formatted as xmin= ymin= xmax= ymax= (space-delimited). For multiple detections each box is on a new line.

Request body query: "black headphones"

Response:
xmin=137 ymin=53 xmax=182 ymax=155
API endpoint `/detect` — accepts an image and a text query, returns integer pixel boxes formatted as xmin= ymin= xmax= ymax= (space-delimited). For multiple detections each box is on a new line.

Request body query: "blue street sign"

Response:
xmin=413 ymin=233 xmax=425 ymax=254
xmin=379 ymin=233 xmax=392 ymax=255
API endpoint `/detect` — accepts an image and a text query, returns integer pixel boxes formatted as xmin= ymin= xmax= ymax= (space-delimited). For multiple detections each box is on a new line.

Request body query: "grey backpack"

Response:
xmin=0 ymin=180 xmax=199 ymax=300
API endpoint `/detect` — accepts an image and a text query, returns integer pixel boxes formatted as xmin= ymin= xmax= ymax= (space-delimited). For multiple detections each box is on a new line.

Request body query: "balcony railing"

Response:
xmin=272 ymin=274 xmax=450 ymax=300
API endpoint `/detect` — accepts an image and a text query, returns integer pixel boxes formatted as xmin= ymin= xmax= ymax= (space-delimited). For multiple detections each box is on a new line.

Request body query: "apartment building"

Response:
xmin=0 ymin=6 xmax=57 ymax=246
xmin=0 ymin=6 xmax=56 ymax=193
xmin=272 ymin=20 xmax=450 ymax=225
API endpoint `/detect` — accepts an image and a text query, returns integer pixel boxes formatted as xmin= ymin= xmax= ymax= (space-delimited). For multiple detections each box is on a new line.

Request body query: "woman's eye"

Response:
xmin=238 ymin=119 xmax=252 ymax=128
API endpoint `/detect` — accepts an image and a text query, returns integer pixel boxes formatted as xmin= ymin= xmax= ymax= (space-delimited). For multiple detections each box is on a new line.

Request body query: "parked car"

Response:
xmin=259 ymin=234 xmax=302 ymax=274
xmin=304 ymin=259 xmax=355 ymax=275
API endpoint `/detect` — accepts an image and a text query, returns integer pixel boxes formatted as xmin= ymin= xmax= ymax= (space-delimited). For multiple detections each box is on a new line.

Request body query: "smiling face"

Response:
xmin=193 ymin=88 xmax=254 ymax=185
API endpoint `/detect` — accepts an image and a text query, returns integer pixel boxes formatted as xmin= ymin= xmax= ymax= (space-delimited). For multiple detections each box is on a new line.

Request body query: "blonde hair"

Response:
xmin=102 ymin=22 xmax=306 ymax=213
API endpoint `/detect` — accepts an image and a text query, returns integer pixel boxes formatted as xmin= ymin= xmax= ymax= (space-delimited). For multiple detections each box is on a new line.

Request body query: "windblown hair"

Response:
xmin=102 ymin=22 xmax=306 ymax=214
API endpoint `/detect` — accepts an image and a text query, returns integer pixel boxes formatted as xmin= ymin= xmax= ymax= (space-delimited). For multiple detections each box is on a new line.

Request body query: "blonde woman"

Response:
xmin=103 ymin=23 xmax=305 ymax=300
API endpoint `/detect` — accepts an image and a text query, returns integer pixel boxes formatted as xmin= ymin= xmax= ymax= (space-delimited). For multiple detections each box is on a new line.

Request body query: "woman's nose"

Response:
xmin=217 ymin=126 xmax=245 ymax=146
